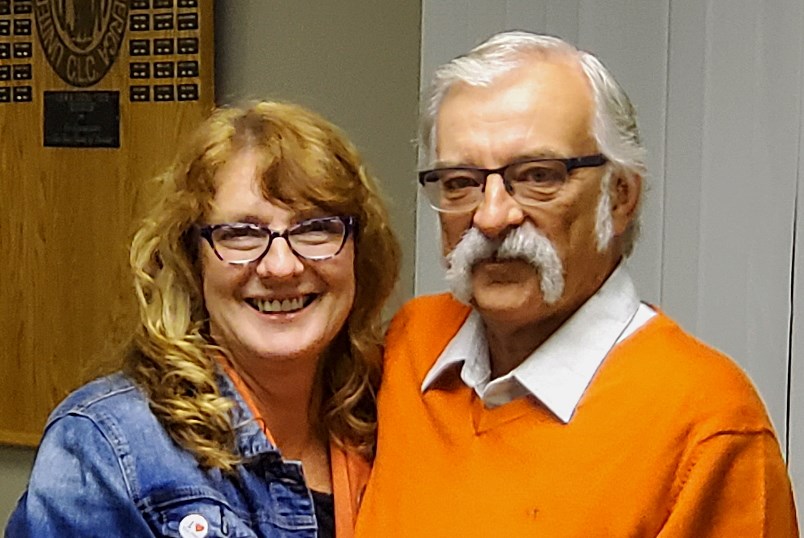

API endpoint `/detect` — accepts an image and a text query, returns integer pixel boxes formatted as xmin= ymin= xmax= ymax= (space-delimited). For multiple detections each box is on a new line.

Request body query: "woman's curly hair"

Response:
xmin=124 ymin=101 xmax=401 ymax=471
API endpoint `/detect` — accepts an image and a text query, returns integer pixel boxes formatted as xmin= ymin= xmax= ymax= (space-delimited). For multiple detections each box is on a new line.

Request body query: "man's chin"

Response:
xmin=449 ymin=259 xmax=541 ymax=305
xmin=469 ymin=288 xmax=548 ymax=329
xmin=473 ymin=258 xmax=534 ymax=280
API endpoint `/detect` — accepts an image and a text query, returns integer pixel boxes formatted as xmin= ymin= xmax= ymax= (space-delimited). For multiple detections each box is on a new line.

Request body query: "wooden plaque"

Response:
xmin=0 ymin=0 xmax=214 ymax=446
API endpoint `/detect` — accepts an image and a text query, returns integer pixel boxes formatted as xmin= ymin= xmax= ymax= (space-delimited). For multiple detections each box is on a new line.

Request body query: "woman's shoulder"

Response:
xmin=40 ymin=372 xmax=211 ymax=498
xmin=43 ymin=372 xmax=192 ymax=471
xmin=48 ymin=372 xmax=149 ymax=426
xmin=9 ymin=373 xmax=226 ymax=537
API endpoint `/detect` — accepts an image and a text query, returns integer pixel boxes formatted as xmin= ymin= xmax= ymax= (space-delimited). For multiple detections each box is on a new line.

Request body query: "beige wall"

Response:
xmin=1 ymin=1 xmax=421 ymax=528
xmin=0 ymin=447 xmax=34 ymax=526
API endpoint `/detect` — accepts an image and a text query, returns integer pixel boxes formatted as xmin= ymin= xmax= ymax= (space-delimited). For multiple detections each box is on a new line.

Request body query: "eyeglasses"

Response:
xmin=199 ymin=216 xmax=355 ymax=264
xmin=418 ymin=154 xmax=608 ymax=213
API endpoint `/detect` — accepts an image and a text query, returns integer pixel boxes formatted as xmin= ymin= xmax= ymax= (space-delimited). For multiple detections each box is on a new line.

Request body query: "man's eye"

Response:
xmin=514 ymin=163 xmax=565 ymax=185
xmin=442 ymin=173 xmax=480 ymax=191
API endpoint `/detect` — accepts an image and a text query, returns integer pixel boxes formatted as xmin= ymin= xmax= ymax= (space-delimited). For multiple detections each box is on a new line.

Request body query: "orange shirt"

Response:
xmin=355 ymin=294 xmax=798 ymax=537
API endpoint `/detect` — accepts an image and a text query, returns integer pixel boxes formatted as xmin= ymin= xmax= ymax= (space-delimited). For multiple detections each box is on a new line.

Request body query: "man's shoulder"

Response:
xmin=612 ymin=311 xmax=773 ymax=430
xmin=384 ymin=293 xmax=471 ymax=371
xmin=390 ymin=293 xmax=470 ymax=332
xmin=625 ymin=311 xmax=752 ymax=383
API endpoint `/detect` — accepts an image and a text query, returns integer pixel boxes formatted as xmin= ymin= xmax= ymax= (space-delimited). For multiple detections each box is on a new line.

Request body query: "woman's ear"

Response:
xmin=611 ymin=172 xmax=641 ymax=236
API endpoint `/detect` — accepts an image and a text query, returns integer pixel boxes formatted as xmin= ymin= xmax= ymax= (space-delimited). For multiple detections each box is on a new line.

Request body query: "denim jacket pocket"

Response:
xmin=140 ymin=486 xmax=257 ymax=538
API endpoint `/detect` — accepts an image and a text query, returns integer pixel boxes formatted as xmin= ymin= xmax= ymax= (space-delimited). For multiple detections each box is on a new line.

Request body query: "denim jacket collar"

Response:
xmin=216 ymin=370 xmax=280 ymax=461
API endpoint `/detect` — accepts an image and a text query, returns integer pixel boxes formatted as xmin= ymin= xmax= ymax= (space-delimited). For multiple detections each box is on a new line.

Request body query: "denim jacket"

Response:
xmin=6 ymin=372 xmax=322 ymax=537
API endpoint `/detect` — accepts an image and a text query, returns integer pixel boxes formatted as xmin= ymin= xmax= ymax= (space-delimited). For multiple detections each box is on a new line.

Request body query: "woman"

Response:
xmin=6 ymin=101 xmax=400 ymax=537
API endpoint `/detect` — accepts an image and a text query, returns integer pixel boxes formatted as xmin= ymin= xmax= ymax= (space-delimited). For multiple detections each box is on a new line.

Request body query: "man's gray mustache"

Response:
xmin=445 ymin=222 xmax=564 ymax=305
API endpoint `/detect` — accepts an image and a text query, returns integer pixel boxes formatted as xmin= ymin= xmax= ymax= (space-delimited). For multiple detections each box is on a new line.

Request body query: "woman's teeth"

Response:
xmin=252 ymin=297 xmax=306 ymax=313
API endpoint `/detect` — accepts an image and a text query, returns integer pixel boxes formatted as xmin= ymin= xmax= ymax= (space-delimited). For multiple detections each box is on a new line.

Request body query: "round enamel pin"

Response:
xmin=178 ymin=513 xmax=209 ymax=538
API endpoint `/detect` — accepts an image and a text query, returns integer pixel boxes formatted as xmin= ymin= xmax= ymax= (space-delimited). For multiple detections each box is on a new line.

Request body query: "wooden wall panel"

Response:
xmin=0 ymin=0 xmax=215 ymax=446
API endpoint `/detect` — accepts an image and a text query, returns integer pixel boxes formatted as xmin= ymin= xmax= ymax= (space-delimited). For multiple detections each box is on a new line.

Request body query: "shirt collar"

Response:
xmin=420 ymin=308 xmax=489 ymax=391
xmin=421 ymin=264 xmax=649 ymax=423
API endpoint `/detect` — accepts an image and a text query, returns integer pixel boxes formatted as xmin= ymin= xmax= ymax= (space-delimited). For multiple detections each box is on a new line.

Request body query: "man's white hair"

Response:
xmin=421 ymin=31 xmax=646 ymax=255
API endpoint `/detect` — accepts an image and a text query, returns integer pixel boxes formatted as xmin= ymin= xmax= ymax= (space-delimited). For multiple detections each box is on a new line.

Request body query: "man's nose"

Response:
xmin=255 ymin=238 xmax=304 ymax=278
xmin=472 ymin=174 xmax=525 ymax=238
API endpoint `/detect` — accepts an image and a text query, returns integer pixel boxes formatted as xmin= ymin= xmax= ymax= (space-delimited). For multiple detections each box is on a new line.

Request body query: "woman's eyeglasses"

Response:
xmin=199 ymin=215 xmax=355 ymax=264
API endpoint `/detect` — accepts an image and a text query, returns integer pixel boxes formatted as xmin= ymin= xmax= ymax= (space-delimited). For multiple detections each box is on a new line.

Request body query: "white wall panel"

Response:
xmin=543 ymin=2 xmax=581 ymax=43
xmin=503 ymin=0 xmax=547 ymax=33
xmin=663 ymin=0 xmax=797 ymax=447
xmin=467 ymin=3 xmax=507 ymax=41
xmin=790 ymin=153 xmax=803 ymax=525
xmin=787 ymin=3 xmax=804 ymax=510
xmin=662 ymin=0 xmax=706 ymax=333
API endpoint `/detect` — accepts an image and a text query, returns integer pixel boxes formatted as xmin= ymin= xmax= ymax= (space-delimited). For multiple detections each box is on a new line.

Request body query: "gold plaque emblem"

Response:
xmin=35 ymin=0 xmax=129 ymax=87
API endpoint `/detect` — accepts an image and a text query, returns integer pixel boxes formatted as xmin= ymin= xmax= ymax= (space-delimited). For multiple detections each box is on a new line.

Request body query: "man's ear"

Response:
xmin=610 ymin=172 xmax=641 ymax=235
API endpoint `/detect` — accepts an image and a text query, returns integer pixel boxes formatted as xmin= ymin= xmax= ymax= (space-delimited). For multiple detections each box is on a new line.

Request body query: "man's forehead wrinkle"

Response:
xmin=520 ymin=111 xmax=569 ymax=159
xmin=436 ymin=110 xmax=545 ymax=166
xmin=433 ymin=147 xmax=568 ymax=170
xmin=436 ymin=113 xmax=578 ymax=168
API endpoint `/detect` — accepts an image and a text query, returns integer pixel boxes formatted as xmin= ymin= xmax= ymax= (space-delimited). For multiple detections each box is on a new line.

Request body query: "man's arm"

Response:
xmin=658 ymin=430 xmax=798 ymax=537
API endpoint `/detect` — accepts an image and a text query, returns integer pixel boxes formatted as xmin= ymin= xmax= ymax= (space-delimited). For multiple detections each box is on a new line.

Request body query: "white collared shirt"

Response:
xmin=420 ymin=265 xmax=656 ymax=423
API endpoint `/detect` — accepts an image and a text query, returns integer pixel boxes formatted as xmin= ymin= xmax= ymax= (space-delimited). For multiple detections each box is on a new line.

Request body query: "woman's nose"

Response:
xmin=255 ymin=238 xmax=305 ymax=278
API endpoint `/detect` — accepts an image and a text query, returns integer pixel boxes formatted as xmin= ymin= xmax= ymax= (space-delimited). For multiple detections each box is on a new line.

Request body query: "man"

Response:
xmin=355 ymin=31 xmax=798 ymax=536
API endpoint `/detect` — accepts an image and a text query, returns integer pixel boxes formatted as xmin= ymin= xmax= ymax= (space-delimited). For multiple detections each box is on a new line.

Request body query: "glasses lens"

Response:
xmin=288 ymin=218 xmax=347 ymax=259
xmin=211 ymin=224 xmax=269 ymax=263
xmin=507 ymin=160 xmax=567 ymax=205
xmin=421 ymin=169 xmax=483 ymax=212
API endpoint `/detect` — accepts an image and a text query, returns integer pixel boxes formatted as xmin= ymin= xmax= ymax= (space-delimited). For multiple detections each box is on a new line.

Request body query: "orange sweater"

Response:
xmin=355 ymin=294 xmax=798 ymax=537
